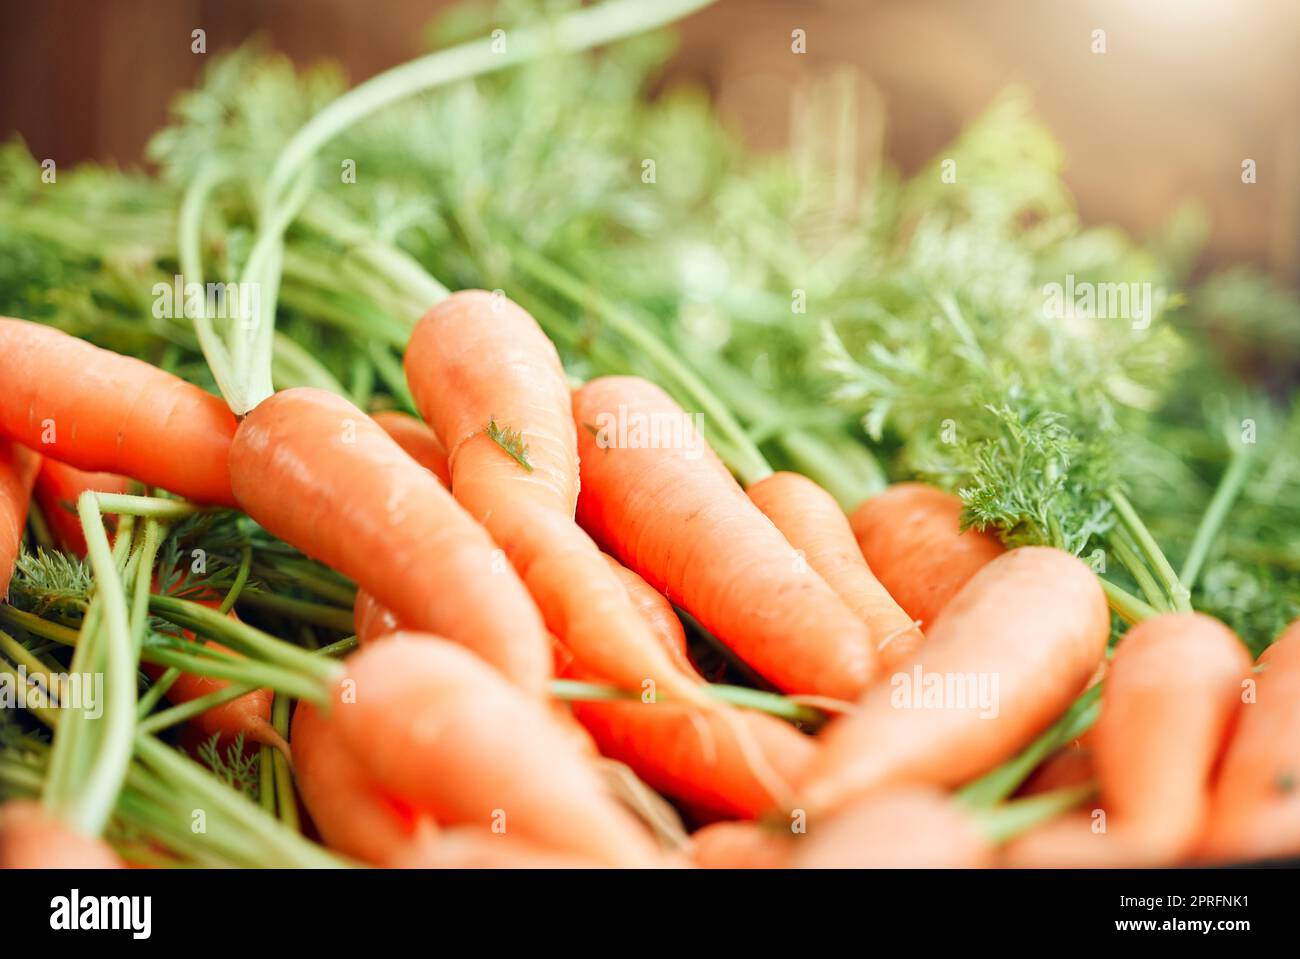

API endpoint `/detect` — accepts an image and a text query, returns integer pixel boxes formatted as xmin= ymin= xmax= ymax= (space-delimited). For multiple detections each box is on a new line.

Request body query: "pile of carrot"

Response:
xmin=1 ymin=302 xmax=1296 ymax=871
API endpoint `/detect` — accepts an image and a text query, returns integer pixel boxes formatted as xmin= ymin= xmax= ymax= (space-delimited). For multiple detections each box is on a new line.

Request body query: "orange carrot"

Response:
xmin=405 ymin=292 xmax=705 ymax=703
xmin=0 ymin=799 xmax=122 ymax=869
xmin=0 ymin=317 xmax=237 ymax=506
xmin=561 ymin=553 xmax=813 ymax=817
xmin=291 ymin=700 xmax=434 ymax=865
xmin=798 ymin=547 xmax=1108 ymax=815
xmin=1016 ymin=738 xmax=1095 ymax=798
xmin=791 ymin=787 xmax=993 ymax=868
xmin=749 ymin=471 xmax=922 ymax=669
xmin=1199 ymin=618 xmax=1300 ymax=863
xmin=352 ymin=588 xmax=400 ymax=647
xmin=330 ymin=632 xmax=662 ymax=866
xmin=602 ymin=552 xmax=691 ymax=673
xmin=1004 ymin=613 xmax=1251 ymax=867
xmin=229 ymin=387 xmax=550 ymax=694
xmin=849 ymin=483 xmax=1004 ymax=631
xmin=571 ymin=375 xmax=876 ymax=699
xmin=142 ymin=639 xmax=286 ymax=754
xmin=1 ymin=438 xmax=39 ymax=599
xmin=383 ymin=827 xmax=600 ymax=869
xmin=371 ymin=409 xmax=451 ymax=488
xmin=690 ymin=820 xmax=790 ymax=868
xmin=32 ymin=460 xmax=130 ymax=557
xmin=567 ymin=685 xmax=817 ymax=819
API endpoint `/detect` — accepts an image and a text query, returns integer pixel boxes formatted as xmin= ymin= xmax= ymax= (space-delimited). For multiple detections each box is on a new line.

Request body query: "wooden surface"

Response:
xmin=1 ymin=0 xmax=1296 ymax=278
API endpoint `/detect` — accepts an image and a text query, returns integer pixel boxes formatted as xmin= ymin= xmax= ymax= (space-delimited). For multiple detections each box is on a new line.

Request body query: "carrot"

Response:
xmin=329 ymin=632 xmax=662 ymax=866
xmin=689 ymin=820 xmax=791 ymax=869
xmin=848 ymin=483 xmax=1004 ymax=631
xmin=229 ymin=387 xmax=551 ymax=694
xmin=571 ymin=375 xmax=876 ymax=699
xmin=792 ymin=787 xmax=994 ymax=868
xmin=1004 ymin=613 xmax=1250 ymax=867
xmin=404 ymin=292 xmax=705 ymax=704
xmin=1199 ymin=618 xmax=1300 ymax=863
xmin=0 ymin=799 xmax=122 ymax=869
xmin=602 ymin=552 xmax=691 ymax=673
xmin=142 ymin=639 xmax=287 ymax=755
xmin=798 ymin=546 xmax=1109 ymax=815
xmin=383 ymin=827 xmax=600 ymax=869
xmin=1015 ymin=738 xmax=1095 ymax=798
xmin=290 ymin=700 xmax=434 ymax=865
xmin=0 ymin=317 xmax=238 ymax=506
xmin=371 ymin=409 xmax=451 ymax=488
xmin=0 ymin=438 xmax=39 ymax=599
xmin=748 ymin=471 xmax=922 ymax=669
xmin=32 ymin=460 xmax=130 ymax=557
xmin=561 ymin=552 xmax=813 ymax=816
xmin=567 ymin=684 xmax=817 ymax=819
xmin=353 ymin=588 xmax=401 ymax=647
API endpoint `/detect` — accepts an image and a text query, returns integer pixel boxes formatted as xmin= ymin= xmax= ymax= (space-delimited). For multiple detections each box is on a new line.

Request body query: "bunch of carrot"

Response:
xmin=1 ymin=298 xmax=1297 ymax=871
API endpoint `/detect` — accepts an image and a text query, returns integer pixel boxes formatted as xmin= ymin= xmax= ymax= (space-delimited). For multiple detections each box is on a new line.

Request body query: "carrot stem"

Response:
xmin=147 ymin=594 xmax=343 ymax=683
xmin=93 ymin=492 xmax=204 ymax=521
xmin=270 ymin=693 xmax=299 ymax=831
xmin=133 ymin=733 xmax=346 ymax=868
xmin=1110 ymin=531 xmax=1169 ymax=612
xmin=510 ymin=246 xmax=773 ymax=487
xmin=219 ymin=545 xmax=254 ymax=615
xmin=233 ymin=590 xmax=355 ymax=632
xmin=1108 ymin=487 xmax=1192 ymax=612
xmin=972 ymin=782 xmax=1098 ymax=844
xmin=1179 ymin=440 xmax=1253 ymax=592
xmin=956 ymin=682 xmax=1103 ymax=808
xmin=548 ymin=678 xmax=823 ymax=725
xmin=1099 ymin=579 xmax=1159 ymax=624
xmin=46 ymin=493 xmax=137 ymax=837
xmin=136 ymin=681 xmax=259 ymax=735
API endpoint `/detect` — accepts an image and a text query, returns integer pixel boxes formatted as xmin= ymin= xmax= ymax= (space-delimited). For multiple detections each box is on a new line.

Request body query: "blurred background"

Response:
xmin=1 ymin=0 xmax=1297 ymax=282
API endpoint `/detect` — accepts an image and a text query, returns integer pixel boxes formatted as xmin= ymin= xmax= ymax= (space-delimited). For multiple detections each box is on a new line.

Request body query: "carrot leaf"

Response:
xmin=485 ymin=419 xmax=535 ymax=473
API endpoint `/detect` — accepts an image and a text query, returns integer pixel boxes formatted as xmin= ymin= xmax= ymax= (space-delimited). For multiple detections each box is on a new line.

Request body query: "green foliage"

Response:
xmin=195 ymin=733 xmax=261 ymax=800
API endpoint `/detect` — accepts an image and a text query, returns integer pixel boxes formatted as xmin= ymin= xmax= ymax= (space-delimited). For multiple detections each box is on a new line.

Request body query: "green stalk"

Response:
xmin=135 ymin=667 xmax=182 ymax=719
xmin=549 ymin=678 xmax=822 ymax=725
xmin=141 ymin=645 xmax=327 ymax=703
xmin=148 ymin=593 xmax=343 ymax=683
xmin=1109 ymin=487 xmax=1192 ymax=612
xmin=219 ymin=546 xmax=254 ymax=615
xmin=1179 ymin=442 xmax=1254 ymax=592
xmin=511 ymin=247 xmax=772 ymax=485
xmin=1110 ymin=531 xmax=1169 ymax=612
xmin=233 ymin=591 xmax=356 ymax=632
xmin=1100 ymin=579 xmax=1159 ymax=624
xmin=259 ymin=745 xmax=276 ymax=814
xmin=137 ymin=681 xmax=259 ymax=735
xmin=227 ymin=0 xmax=717 ymax=414
xmin=93 ymin=493 xmax=204 ymax=521
xmin=957 ymin=682 xmax=1102 ymax=808
xmin=972 ymin=782 xmax=1098 ymax=844
xmin=133 ymin=734 xmax=347 ymax=868
xmin=271 ymin=694 xmax=299 ymax=831
xmin=49 ymin=494 xmax=137 ymax=836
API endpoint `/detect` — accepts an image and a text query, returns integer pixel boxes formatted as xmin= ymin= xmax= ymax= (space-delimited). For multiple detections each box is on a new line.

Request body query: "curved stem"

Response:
xmin=1109 ymin=487 xmax=1191 ymax=612
xmin=549 ymin=678 xmax=822 ymax=725
xmin=232 ymin=0 xmax=717 ymax=415
xmin=1180 ymin=442 xmax=1254 ymax=592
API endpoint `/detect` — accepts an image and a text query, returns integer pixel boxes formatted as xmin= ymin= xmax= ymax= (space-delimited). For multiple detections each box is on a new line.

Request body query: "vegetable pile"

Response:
xmin=0 ymin=0 xmax=1298 ymax=869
